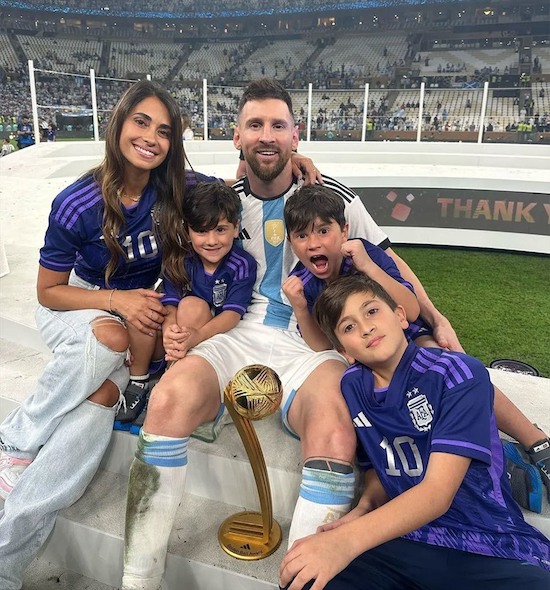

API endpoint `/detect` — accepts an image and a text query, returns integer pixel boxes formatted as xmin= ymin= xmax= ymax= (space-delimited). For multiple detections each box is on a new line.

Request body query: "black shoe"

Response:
xmin=114 ymin=381 xmax=149 ymax=427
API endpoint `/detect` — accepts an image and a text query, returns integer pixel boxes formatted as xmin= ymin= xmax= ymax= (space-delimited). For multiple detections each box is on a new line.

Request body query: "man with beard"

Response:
xmin=121 ymin=79 xmax=461 ymax=590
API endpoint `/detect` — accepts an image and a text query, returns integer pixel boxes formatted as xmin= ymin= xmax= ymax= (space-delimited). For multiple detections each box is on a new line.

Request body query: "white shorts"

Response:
xmin=189 ymin=321 xmax=347 ymax=436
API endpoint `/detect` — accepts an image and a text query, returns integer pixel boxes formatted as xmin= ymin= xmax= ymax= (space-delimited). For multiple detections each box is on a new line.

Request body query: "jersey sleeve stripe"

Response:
xmin=223 ymin=303 xmax=247 ymax=315
xmin=226 ymin=253 xmax=253 ymax=280
xmin=57 ymin=187 xmax=102 ymax=229
xmin=321 ymin=174 xmax=357 ymax=204
xmin=432 ymin=438 xmax=491 ymax=456
xmin=441 ymin=352 xmax=474 ymax=381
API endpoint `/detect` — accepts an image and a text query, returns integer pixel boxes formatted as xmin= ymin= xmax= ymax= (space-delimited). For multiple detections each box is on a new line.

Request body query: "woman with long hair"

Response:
xmin=0 ymin=80 xmax=218 ymax=589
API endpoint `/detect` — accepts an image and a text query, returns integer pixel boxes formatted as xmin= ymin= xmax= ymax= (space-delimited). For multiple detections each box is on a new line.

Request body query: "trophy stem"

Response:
xmin=218 ymin=388 xmax=282 ymax=559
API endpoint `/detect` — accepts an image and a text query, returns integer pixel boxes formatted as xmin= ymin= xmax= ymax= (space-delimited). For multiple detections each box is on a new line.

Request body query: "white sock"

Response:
xmin=129 ymin=374 xmax=149 ymax=387
xmin=122 ymin=431 xmax=188 ymax=589
xmin=288 ymin=460 xmax=355 ymax=549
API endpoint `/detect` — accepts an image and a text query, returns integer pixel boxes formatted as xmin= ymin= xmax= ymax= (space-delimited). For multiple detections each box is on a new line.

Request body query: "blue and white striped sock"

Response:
xmin=123 ymin=431 xmax=189 ymax=589
xmin=288 ymin=459 xmax=355 ymax=549
xmin=136 ymin=430 xmax=188 ymax=467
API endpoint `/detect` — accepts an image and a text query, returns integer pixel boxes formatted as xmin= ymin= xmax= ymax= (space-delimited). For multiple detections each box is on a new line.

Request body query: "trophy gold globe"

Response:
xmin=218 ymin=365 xmax=283 ymax=560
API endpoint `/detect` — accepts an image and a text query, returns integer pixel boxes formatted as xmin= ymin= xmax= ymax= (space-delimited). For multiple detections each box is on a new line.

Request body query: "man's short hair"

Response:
xmin=284 ymin=185 xmax=346 ymax=235
xmin=238 ymin=78 xmax=294 ymax=122
xmin=313 ymin=275 xmax=398 ymax=350
xmin=183 ymin=181 xmax=241 ymax=231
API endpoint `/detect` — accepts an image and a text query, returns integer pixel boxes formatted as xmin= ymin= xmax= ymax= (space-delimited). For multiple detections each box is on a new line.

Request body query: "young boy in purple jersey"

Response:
xmin=161 ymin=182 xmax=257 ymax=363
xmin=279 ymin=275 xmax=550 ymax=590
xmin=283 ymin=184 xmax=550 ymax=513
xmin=282 ymin=185 xmax=423 ymax=352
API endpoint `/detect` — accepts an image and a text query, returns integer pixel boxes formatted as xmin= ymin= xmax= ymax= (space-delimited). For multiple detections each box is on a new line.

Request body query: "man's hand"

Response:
xmin=432 ymin=315 xmax=464 ymax=351
xmin=290 ymin=153 xmax=323 ymax=185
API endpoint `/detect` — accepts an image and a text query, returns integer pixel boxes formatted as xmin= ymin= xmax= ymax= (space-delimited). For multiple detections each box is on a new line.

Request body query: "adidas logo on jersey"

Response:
xmin=238 ymin=228 xmax=251 ymax=240
xmin=353 ymin=412 xmax=372 ymax=428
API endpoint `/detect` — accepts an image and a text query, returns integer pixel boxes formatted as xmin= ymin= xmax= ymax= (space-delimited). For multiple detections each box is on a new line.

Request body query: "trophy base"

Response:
xmin=218 ymin=511 xmax=282 ymax=560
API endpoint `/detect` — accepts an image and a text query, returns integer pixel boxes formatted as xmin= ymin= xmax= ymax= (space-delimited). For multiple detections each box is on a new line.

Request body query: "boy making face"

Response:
xmin=282 ymin=185 xmax=421 ymax=351
xmin=278 ymin=275 xmax=550 ymax=590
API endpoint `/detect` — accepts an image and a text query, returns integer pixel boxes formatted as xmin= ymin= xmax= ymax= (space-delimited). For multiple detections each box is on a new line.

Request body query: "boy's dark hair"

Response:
xmin=183 ymin=182 xmax=241 ymax=232
xmin=313 ymin=275 xmax=398 ymax=350
xmin=284 ymin=185 xmax=346 ymax=235
xmin=238 ymin=78 xmax=294 ymax=122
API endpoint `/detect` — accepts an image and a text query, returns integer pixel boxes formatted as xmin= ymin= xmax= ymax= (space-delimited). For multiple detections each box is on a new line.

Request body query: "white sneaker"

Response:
xmin=0 ymin=451 xmax=32 ymax=499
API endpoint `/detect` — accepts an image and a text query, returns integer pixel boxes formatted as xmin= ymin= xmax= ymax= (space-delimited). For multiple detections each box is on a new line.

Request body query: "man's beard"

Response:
xmin=245 ymin=149 xmax=288 ymax=183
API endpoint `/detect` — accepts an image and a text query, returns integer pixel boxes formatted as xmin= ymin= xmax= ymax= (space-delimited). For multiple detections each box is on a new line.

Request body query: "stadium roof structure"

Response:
xmin=0 ymin=0 xmax=521 ymax=20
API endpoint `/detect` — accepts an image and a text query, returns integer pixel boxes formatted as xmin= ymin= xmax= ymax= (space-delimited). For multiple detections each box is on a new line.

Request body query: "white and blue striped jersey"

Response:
xmin=232 ymin=174 xmax=390 ymax=331
xmin=342 ymin=342 xmax=550 ymax=571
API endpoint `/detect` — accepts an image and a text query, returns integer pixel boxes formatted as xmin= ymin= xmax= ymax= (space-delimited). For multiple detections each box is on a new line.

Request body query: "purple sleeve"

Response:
xmin=160 ymin=276 xmax=183 ymax=307
xmin=360 ymin=239 xmax=414 ymax=293
xmin=221 ymin=251 xmax=257 ymax=317
xmin=430 ymin=355 xmax=493 ymax=465
xmin=185 ymin=170 xmax=224 ymax=189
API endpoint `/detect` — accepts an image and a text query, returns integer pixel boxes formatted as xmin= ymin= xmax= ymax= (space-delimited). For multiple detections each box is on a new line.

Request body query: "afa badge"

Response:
xmin=213 ymin=280 xmax=227 ymax=307
xmin=264 ymin=220 xmax=284 ymax=247
xmin=407 ymin=393 xmax=434 ymax=432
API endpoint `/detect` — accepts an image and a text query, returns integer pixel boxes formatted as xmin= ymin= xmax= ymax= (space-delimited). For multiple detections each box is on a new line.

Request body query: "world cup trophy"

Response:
xmin=218 ymin=365 xmax=283 ymax=560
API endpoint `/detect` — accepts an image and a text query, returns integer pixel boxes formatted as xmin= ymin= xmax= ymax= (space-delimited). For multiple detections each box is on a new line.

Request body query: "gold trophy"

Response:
xmin=218 ymin=365 xmax=283 ymax=560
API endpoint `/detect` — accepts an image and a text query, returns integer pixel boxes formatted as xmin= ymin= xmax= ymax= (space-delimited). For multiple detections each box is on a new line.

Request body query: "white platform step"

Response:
xmin=1 ymin=338 xmax=297 ymax=589
xmin=1 ymin=335 xmax=549 ymax=589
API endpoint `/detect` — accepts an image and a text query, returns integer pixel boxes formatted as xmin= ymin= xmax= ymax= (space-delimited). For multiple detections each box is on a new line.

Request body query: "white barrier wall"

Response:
xmin=11 ymin=140 xmax=550 ymax=254
xmin=184 ymin=141 xmax=550 ymax=255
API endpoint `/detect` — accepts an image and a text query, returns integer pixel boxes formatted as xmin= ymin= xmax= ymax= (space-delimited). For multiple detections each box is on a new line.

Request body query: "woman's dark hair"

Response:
xmin=91 ymin=80 xmax=187 ymax=286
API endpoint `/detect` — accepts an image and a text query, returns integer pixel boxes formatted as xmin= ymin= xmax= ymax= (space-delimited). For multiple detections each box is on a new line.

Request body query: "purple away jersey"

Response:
xmin=161 ymin=246 xmax=257 ymax=317
xmin=39 ymin=171 xmax=218 ymax=290
xmin=341 ymin=342 xmax=550 ymax=571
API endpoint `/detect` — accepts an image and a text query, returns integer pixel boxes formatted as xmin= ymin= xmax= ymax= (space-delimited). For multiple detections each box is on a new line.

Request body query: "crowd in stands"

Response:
xmin=1 ymin=4 xmax=548 ymax=144
xmin=0 ymin=0 xmax=494 ymax=18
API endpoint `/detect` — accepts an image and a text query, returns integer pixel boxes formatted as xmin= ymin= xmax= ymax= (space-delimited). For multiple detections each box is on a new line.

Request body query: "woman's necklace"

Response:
xmin=117 ymin=188 xmax=142 ymax=203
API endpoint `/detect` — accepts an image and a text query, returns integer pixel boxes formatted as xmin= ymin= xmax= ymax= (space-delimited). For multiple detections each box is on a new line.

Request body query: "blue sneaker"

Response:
xmin=191 ymin=404 xmax=232 ymax=443
xmin=129 ymin=398 xmax=148 ymax=436
xmin=114 ymin=381 xmax=149 ymax=431
xmin=526 ymin=436 xmax=550 ymax=502
xmin=502 ymin=440 xmax=543 ymax=513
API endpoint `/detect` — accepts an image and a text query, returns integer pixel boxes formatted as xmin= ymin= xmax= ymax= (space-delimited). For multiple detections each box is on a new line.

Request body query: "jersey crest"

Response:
xmin=264 ymin=219 xmax=284 ymax=247
xmin=406 ymin=390 xmax=434 ymax=432
xmin=212 ymin=279 xmax=228 ymax=307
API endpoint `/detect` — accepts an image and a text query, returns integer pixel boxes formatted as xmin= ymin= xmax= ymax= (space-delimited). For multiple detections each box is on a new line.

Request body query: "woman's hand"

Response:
xmin=111 ymin=289 xmax=168 ymax=336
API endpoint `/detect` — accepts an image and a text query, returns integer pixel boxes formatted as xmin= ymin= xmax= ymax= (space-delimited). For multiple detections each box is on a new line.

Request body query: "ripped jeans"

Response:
xmin=0 ymin=274 xmax=130 ymax=589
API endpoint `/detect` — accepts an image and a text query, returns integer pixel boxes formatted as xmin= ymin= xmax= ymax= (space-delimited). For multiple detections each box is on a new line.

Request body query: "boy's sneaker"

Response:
xmin=191 ymin=404 xmax=232 ymax=443
xmin=114 ymin=380 xmax=149 ymax=430
xmin=526 ymin=436 xmax=550 ymax=500
xmin=0 ymin=451 xmax=32 ymax=500
xmin=129 ymin=398 xmax=149 ymax=436
xmin=502 ymin=440 xmax=543 ymax=513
